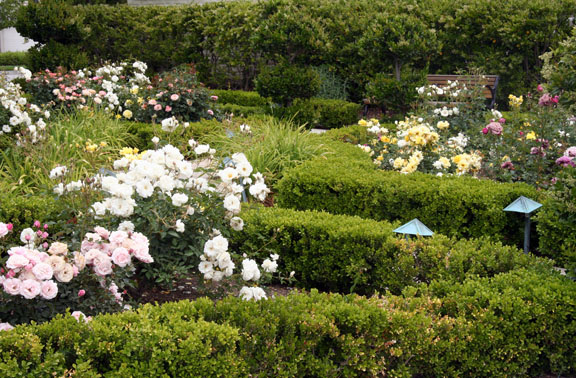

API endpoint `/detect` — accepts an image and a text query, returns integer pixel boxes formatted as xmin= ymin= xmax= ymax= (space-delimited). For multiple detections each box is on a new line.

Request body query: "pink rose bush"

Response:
xmin=0 ymin=221 xmax=152 ymax=326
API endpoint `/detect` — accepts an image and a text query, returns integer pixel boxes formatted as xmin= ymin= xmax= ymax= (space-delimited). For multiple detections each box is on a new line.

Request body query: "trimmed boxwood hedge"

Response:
xmin=210 ymin=89 xmax=270 ymax=107
xmin=1 ymin=276 xmax=573 ymax=377
xmin=233 ymin=206 xmax=552 ymax=295
xmin=275 ymin=152 xmax=541 ymax=246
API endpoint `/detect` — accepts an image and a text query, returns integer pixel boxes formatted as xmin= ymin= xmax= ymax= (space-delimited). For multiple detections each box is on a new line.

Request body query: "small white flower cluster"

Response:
xmin=239 ymin=124 xmax=251 ymax=134
xmin=447 ymin=132 xmax=469 ymax=151
xmin=432 ymin=106 xmax=460 ymax=117
xmin=199 ymin=233 xmax=234 ymax=281
xmin=417 ymin=81 xmax=468 ymax=98
xmin=0 ymin=74 xmax=50 ymax=143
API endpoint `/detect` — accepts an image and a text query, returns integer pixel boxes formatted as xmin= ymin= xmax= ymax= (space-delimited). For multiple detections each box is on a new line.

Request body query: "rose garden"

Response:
xmin=0 ymin=0 xmax=575 ymax=376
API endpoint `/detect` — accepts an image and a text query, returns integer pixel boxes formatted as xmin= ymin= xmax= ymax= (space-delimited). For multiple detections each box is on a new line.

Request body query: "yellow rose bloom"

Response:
xmin=526 ymin=131 xmax=537 ymax=140
xmin=437 ymin=121 xmax=449 ymax=130
xmin=122 ymin=110 xmax=133 ymax=119
xmin=358 ymin=120 xmax=368 ymax=127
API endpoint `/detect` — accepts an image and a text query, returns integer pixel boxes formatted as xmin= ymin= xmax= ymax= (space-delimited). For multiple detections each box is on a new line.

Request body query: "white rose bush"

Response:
xmin=0 ymin=220 xmax=153 ymax=326
xmin=52 ymin=138 xmax=275 ymax=298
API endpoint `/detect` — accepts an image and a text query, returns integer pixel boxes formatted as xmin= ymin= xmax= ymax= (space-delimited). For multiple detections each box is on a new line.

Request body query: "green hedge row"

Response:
xmin=275 ymin=152 xmax=541 ymax=246
xmin=234 ymin=206 xmax=552 ymax=295
xmin=0 ymin=52 xmax=28 ymax=67
xmin=1 ymin=275 xmax=573 ymax=377
xmin=272 ymin=98 xmax=361 ymax=129
xmin=210 ymin=89 xmax=270 ymax=107
xmin=15 ymin=0 xmax=576 ymax=100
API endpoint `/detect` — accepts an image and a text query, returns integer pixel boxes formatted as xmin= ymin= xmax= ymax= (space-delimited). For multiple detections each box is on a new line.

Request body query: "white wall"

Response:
xmin=0 ymin=28 xmax=34 ymax=53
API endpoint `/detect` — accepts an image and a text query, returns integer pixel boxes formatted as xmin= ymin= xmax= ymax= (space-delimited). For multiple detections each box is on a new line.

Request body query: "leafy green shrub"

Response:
xmin=1 ymin=285 xmax=573 ymax=376
xmin=219 ymin=104 xmax=267 ymax=118
xmin=323 ymin=124 xmax=371 ymax=144
xmin=210 ymin=90 xmax=269 ymax=107
xmin=536 ymin=166 xmax=576 ymax=275
xmin=0 ymin=52 xmax=28 ymax=67
xmin=234 ymin=206 xmax=551 ymax=294
xmin=541 ymin=27 xmax=576 ymax=109
xmin=27 ymin=41 xmax=89 ymax=72
xmin=255 ymin=64 xmax=320 ymax=106
xmin=425 ymin=269 xmax=576 ymax=376
xmin=365 ymin=71 xmax=427 ymax=114
xmin=272 ymin=98 xmax=361 ymax=129
xmin=276 ymin=151 xmax=541 ymax=245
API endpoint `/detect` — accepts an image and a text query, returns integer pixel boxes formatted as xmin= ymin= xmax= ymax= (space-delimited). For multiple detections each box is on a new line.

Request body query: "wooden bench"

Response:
xmin=426 ymin=74 xmax=500 ymax=109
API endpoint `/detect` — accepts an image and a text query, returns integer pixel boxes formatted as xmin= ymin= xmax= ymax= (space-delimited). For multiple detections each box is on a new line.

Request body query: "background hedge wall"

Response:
xmin=15 ymin=0 xmax=576 ymax=102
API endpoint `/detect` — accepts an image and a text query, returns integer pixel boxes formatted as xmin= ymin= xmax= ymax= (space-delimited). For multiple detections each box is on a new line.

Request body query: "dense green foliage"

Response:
xmin=1 ymin=279 xmax=573 ymax=377
xmin=0 ymin=52 xmax=28 ymax=67
xmin=234 ymin=206 xmax=551 ymax=295
xmin=255 ymin=64 xmax=321 ymax=106
xmin=15 ymin=0 xmax=576 ymax=101
xmin=541 ymin=27 xmax=576 ymax=109
xmin=210 ymin=89 xmax=270 ymax=107
xmin=271 ymin=98 xmax=361 ymax=129
xmin=276 ymin=152 xmax=541 ymax=246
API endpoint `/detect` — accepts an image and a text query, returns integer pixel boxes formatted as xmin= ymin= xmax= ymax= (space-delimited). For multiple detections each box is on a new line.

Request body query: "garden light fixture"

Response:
xmin=503 ymin=196 xmax=542 ymax=254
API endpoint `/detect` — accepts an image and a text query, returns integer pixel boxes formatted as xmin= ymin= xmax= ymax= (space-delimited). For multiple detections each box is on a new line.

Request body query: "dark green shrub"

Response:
xmin=313 ymin=65 xmax=349 ymax=100
xmin=210 ymin=89 xmax=269 ymax=107
xmin=219 ymin=104 xmax=267 ymax=117
xmin=541 ymin=27 xmax=576 ymax=109
xmin=234 ymin=206 xmax=551 ymax=294
xmin=255 ymin=64 xmax=320 ymax=106
xmin=272 ymin=98 xmax=361 ymax=129
xmin=276 ymin=151 xmax=541 ymax=245
xmin=27 ymin=41 xmax=89 ymax=72
xmin=365 ymin=70 xmax=427 ymax=114
xmin=536 ymin=166 xmax=576 ymax=275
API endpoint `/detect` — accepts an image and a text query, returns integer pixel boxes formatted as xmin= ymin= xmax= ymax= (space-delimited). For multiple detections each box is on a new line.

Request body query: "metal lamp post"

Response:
xmin=393 ymin=218 xmax=434 ymax=240
xmin=503 ymin=196 xmax=542 ymax=254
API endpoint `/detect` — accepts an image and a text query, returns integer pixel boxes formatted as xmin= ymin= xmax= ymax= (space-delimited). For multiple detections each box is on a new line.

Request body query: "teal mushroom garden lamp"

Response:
xmin=503 ymin=196 xmax=542 ymax=254
xmin=393 ymin=219 xmax=434 ymax=240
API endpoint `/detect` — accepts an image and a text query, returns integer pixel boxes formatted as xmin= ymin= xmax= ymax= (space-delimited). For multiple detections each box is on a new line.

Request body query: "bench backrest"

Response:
xmin=426 ymin=74 xmax=499 ymax=99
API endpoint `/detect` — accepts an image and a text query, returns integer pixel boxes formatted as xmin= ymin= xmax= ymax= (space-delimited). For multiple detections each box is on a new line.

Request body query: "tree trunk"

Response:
xmin=394 ymin=59 xmax=402 ymax=82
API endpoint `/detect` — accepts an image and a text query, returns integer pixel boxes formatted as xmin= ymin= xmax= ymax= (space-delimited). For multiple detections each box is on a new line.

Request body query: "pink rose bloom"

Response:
xmin=552 ymin=95 xmax=559 ymax=104
xmin=7 ymin=246 xmax=26 ymax=256
xmin=501 ymin=161 xmax=514 ymax=170
xmin=94 ymin=226 xmax=110 ymax=239
xmin=32 ymin=262 xmax=54 ymax=281
xmin=84 ymin=249 xmax=102 ymax=264
xmin=148 ymin=99 xmax=157 ymax=105
xmin=165 ymin=105 xmax=172 ymax=112
xmin=81 ymin=240 xmax=98 ymax=253
xmin=211 ymin=95 xmax=218 ymax=101
xmin=6 ymin=269 xmax=16 ymax=278
xmin=482 ymin=127 xmax=489 ymax=134
xmin=34 ymin=220 xmax=41 ymax=228
xmin=6 ymin=254 xmax=30 ymax=270
xmin=20 ymin=279 xmax=41 ymax=299
xmin=3 ymin=278 xmax=21 ymax=295
xmin=207 ymin=109 xmax=214 ymax=116
xmin=40 ymin=280 xmax=58 ymax=300
xmin=98 ymin=90 xmax=106 ymax=97
xmin=485 ymin=121 xmax=503 ymax=135
xmin=538 ymin=93 xmax=554 ymax=106
xmin=109 ymin=231 xmax=128 ymax=245
xmin=78 ymin=289 xmax=86 ymax=297
xmin=93 ymin=255 xmax=113 ymax=276
xmin=0 ymin=323 xmax=14 ymax=332
xmin=556 ymin=156 xmax=575 ymax=167
xmin=6 ymin=224 xmax=13 ymax=231
xmin=537 ymin=84 xmax=543 ymax=92
xmin=112 ymin=247 xmax=131 ymax=268
xmin=170 ymin=94 xmax=179 ymax=101
xmin=564 ymin=146 xmax=576 ymax=158
xmin=154 ymin=104 xmax=162 ymax=111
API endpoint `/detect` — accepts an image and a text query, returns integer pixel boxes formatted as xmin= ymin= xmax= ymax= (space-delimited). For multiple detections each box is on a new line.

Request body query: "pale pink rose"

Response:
xmin=74 ymin=252 xmax=86 ymax=271
xmin=6 ymin=254 xmax=30 ymax=270
xmin=20 ymin=279 xmax=41 ymax=299
xmin=48 ymin=242 xmax=68 ymax=255
xmin=565 ymin=146 xmax=576 ymax=158
xmin=93 ymin=255 xmax=113 ymax=276
xmin=78 ymin=289 xmax=86 ymax=297
xmin=3 ymin=278 xmax=21 ymax=295
xmin=38 ymin=252 xmax=50 ymax=262
xmin=54 ymin=264 xmax=74 ymax=283
xmin=148 ymin=99 xmax=157 ymax=105
xmin=47 ymin=255 xmax=66 ymax=273
xmin=40 ymin=280 xmax=58 ymax=300
xmin=7 ymin=246 xmax=27 ymax=256
xmin=211 ymin=95 xmax=218 ymax=101
xmin=84 ymin=249 xmax=102 ymax=264
xmin=32 ymin=262 xmax=54 ymax=281
xmin=71 ymin=311 xmax=91 ymax=323
xmin=0 ymin=323 xmax=14 ymax=332
xmin=207 ymin=109 xmax=214 ymax=116
xmin=154 ymin=104 xmax=162 ymax=111
xmin=111 ymin=247 xmax=131 ymax=268
xmin=109 ymin=231 xmax=128 ymax=245
xmin=165 ymin=105 xmax=172 ymax=112
xmin=6 ymin=269 xmax=16 ymax=278
xmin=133 ymin=249 xmax=154 ymax=263
xmin=0 ymin=223 xmax=9 ymax=238
xmin=73 ymin=265 xmax=79 ymax=276
xmin=94 ymin=226 xmax=110 ymax=239
xmin=170 ymin=94 xmax=179 ymax=101
xmin=130 ymin=232 xmax=149 ymax=248
xmin=81 ymin=240 xmax=98 ymax=253
xmin=121 ymin=238 xmax=136 ymax=251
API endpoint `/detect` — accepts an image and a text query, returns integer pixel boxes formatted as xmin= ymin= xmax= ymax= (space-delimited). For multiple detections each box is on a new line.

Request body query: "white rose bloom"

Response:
xmin=49 ymin=166 xmax=67 ymax=179
xmin=198 ymin=260 xmax=213 ymax=274
xmin=171 ymin=192 xmax=188 ymax=206
xmin=156 ymin=175 xmax=175 ymax=193
xmin=118 ymin=221 xmax=135 ymax=232
xmin=212 ymin=235 xmax=229 ymax=253
xmin=161 ymin=117 xmax=179 ymax=132
xmin=218 ymin=167 xmax=238 ymax=183
xmin=175 ymin=219 xmax=185 ymax=233
xmin=194 ymin=144 xmax=210 ymax=155
xmin=223 ymin=195 xmax=241 ymax=213
xmin=230 ymin=216 xmax=244 ymax=231
xmin=262 ymin=258 xmax=278 ymax=273
xmin=239 ymin=286 xmax=267 ymax=301
xmin=241 ymin=259 xmax=261 ymax=281
xmin=151 ymin=136 xmax=160 ymax=144
xmin=136 ymin=180 xmax=154 ymax=198
xmin=20 ymin=228 xmax=36 ymax=244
